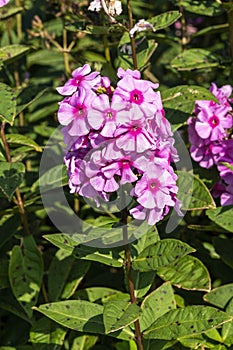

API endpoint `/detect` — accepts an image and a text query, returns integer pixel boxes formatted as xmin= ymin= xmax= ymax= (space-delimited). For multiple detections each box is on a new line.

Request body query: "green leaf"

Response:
xmin=144 ymin=306 xmax=232 ymax=340
xmin=222 ymin=298 xmax=233 ymax=345
xmin=130 ymin=225 xmax=160 ymax=257
xmin=0 ymin=214 xmax=21 ymax=248
xmin=206 ymin=206 xmax=233 ymax=233
xmin=158 ymin=255 xmax=211 ymax=292
xmin=174 ymin=0 xmax=223 ymax=16
xmin=71 ymin=335 xmax=98 ymax=350
xmin=34 ymin=300 xmax=104 ymax=333
xmin=0 ymin=161 xmax=25 ymax=201
xmin=73 ymin=245 xmax=123 ymax=268
xmin=30 ymin=317 xmax=67 ymax=349
xmin=204 ymin=284 xmax=233 ymax=308
xmin=34 ymin=164 xmax=68 ymax=193
xmin=5 ymin=134 xmax=42 ymax=152
xmin=103 ymin=300 xmax=141 ymax=334
xmin=171 ymin=49 xmax=219 ymax=71
xmin=34 ymin=300 xmax=134 ymax=340
xmin=162 ymin=86 xmax=218 ymax=131
xmin=149 ymin=11 xmax=182 ymax=31
xmin=0 ymin=6 xmax=24 ymax=20
xmin=9 ymin=235 xmax=44 ymax=318
xmin=136 ymin=39 xmax=158 ymax=70
xmin=43 ymin=233 xmax=81 ymax=252
xmin=140 ymin=282 xmax=176 ymax=332
xmin=75 ymin=287 xmax=126 ymax=303
xmin=177 ymin=171 xmax=216 ymax=210
xmin=132 ymin=239 xmax=195 ymax=272
xmin=0 ymin=45 xmax=30 ymax=65
xmin=130 ymin=270 xmax=156 ymax=298
xmin=0 ymin=289 xmax=31 ymax=323
xmin=48 ymin=249 xmax=90 ymax=301
xmin=0 ymin=83 xmax=16 ymax=125
xmin=16 ymin=88 xmax=48 ymax=116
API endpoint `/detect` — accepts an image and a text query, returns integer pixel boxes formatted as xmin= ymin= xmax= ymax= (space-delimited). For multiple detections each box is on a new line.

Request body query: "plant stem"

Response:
xmin=63 ymin=28 xmax=71 ymax=75
xmin=0 ymin=123 xmax=30 ymax=236
xmin=127 ymin=0 xmax=138 ymax=69
xmin=122 ymin=207 xmax=144 ymax=350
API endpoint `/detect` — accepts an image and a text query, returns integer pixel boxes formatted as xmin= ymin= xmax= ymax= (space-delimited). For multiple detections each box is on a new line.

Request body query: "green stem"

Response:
xmin=15 ymin=0 xmax=22 ymax=40
xmin=127 ymin=0 xmax=138 ymax=69
xmin=122 ymin=206 xmax=144 ymax=350
xmin=63 ymin=28 xmax=71 ymax=75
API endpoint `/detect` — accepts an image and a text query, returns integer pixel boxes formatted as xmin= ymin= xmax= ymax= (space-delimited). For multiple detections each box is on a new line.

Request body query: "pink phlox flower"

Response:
xmin=117 ymin=67 xmax=141 ymax=80
xmin=0 ymin=0 xmax=10 ymax=7
xmin=114 ymin=108 xmax=156 ymax=153
xmin=57 ymin=64 xmax=100 ymax=96
xmin=102 ymin=159 xmax=138 ymax=184
xmin=114 ymin=75 xmax=159 ymax=117
xmin=88 ymin=94 xmax=130 ymax=137
xmin=131 ymin=165 xmax=178 ymax=210
xmin=58 ymin=87 xmax=96 ymax=136
xmin=89 ymin=131 xmax=109 ymax=149
xmin=194 ymin=102 xmax=233 ymax=141
xmin=210 ymin=83 xmax=233 ymax=107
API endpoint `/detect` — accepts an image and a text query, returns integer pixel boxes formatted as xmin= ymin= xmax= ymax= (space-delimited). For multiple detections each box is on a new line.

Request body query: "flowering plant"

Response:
xmin=57 ymin=64 xmax=181 ymax=225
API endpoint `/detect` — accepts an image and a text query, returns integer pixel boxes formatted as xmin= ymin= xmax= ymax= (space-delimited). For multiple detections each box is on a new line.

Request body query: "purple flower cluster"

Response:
xmin=57 ymin=64 xmax=181 ymax=225
xmin=188 ymin=83 xmax=233 ymax=206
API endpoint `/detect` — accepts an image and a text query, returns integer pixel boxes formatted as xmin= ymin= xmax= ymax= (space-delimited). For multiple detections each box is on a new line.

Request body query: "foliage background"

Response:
xmin=0 ymin=0 xmax=233 ymax=349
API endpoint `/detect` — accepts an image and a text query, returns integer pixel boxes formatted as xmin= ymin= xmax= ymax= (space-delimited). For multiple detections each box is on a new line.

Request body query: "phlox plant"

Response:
xmin=0 ymin=1 xmax=233 ymax=350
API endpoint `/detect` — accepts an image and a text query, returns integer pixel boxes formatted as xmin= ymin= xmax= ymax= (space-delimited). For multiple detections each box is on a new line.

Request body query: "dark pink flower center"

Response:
xmin=105 ymin=109 xmax=115 ymax=119
xmin=75 ymin=104 xmax=86 ymax=118
xmin=129 ymin=89 xmax=144 ymax=105
xmin=75 ymin=75 xmax=83 ymax=85
xmin=149 ymin=179 xmax=160 ymax=192
xmin=209 ymin=115 xmax=220 ymax=128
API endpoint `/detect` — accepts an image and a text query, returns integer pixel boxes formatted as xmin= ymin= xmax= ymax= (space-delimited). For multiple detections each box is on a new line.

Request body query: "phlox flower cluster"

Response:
xmin=57 ymin=64 xmax=181 ymax=225
xmin=188 ymin=83 xmax=233 ymax=206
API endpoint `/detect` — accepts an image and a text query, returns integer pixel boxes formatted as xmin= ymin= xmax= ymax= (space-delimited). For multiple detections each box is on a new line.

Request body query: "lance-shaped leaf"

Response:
xmin=0 ymin=45 xmax=30 ymax=65
xmin=6 ymin=134 xmax=42 ymax=152
xmin=0 ymin=82 xmax=16 ymax=125
xmin=177 ymin=171 xmax=216 ymax=211
xmin=130 ymin=270 xmax=156 ymax=299
xmin=0 ymin=161 xmax=25 ymax=201
xmin=103 ymin=300 xmax=141 ymax=334
xmin=149 ymin=10 xmax=181 ymax=30
xmin=34 ymin=300 xmax=134 ymax=340
xmin=206 ymin=206 xmax=233 ymax=233
xmin=9 ymin=235 xmax=43 ymax=318
xmin=143 ymin=306 xmax=232 ymax=340
xmin=158 ymin=255 xmax=211 ymax=292
xmin=140 ymin=282 xmax=176 ymax=332
xmin=132 ymin=239 xmax=195 ymax=272
xmin=171 ymin=49 xmax=219 ymax=71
